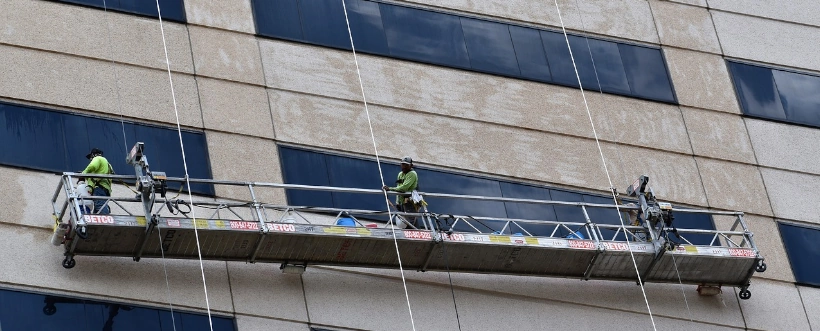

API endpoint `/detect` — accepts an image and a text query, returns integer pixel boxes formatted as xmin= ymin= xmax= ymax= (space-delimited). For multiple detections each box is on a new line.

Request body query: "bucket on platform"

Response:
xmin=335 ymin=217 xmax=356 ymax=227
xmin=565 ymin=230 xmax=585 ymax=239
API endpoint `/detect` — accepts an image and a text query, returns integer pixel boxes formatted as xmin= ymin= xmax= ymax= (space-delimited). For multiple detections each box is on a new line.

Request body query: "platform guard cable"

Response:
xmin=567 ymin=0 xmax=694 ymax=321
xmin=340 ymin=2 xmax=417 ymax=330
xmin=550 ymin=1 xmax=656 ymax=329
xmin=100 ymin=2 xmax=178 ymax=329
xmin=153 ymin=1 xmax=214 ymax=330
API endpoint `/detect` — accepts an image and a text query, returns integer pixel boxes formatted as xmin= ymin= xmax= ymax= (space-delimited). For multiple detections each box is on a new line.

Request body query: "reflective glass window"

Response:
xmin=380 ymin=4 xmax=470 ymax=68
xmin=343 ymin=0 xmax=390 ymax=55
xmin=772 ymin=70 xmax=820 ymax=126
xmin=671 ymin=212 xmax=717 ymax=246
xmin=51 ymin=0 xmax=186 ymax=22
xmin=619 ymin=44 xmax=676 ymax=102
xmin=252 ymin=0 xmax=303 ymax=40
xmin=541 ymin=31 xmax=598 ymax=89
xmin=327 ymin=155 xmax=398 ymax=213
xmin=0 ymin=288 xmax=235 ymax=331
xmin=587 ymin=39 xmax=630 ymax=94
xmin=509 ymin=26 xmax=551 ymax=82
xmin=460 ymin=18 xmax=520 ymax=76
xmin=279 ymin=147 xmax=334 ymax=208
xmin=500 ymin=182 xmax=557 ymax=236
xmin=0 ymin=101 xmax=214 ymax=195
xmin=778 ymin=222 xmax=820 ymax=286
xmin=727 ymin=61 xmax=787 ymax=120
xmin=299 ymin=0 xmax=350 ymax=49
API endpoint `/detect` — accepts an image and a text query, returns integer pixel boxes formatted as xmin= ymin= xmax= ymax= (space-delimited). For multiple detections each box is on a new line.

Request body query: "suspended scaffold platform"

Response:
xmin=50 ymin=143 xmax=766 ymax=300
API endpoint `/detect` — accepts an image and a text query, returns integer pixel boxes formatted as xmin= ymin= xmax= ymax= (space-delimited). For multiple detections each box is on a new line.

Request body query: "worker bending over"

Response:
xmin=81 ymin=148 xmax=114 ymax=215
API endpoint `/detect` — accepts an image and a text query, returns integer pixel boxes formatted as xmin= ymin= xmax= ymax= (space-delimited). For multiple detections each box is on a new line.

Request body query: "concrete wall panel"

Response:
xmin=746 ymin=119 xmax=820 ymax=175
xmin=189 ymin=26 xmax=265 ymax=85
xmin=760 ymin=168 xmax=820 ymax=224
xmin=799 ymin=286 xmax=820 ymax=331
xmin=681 ymin=107 xmax=755 ymax=163
xmin=738 ymin=279 xmax=811 ymax=331
xmin=664 ymin=48 xmax=740 ymax=114
xmin=713 ymin=215 xmax=794 ymax=283
xmin=709 ymin=0 xmax=820 ymax=28
xmin=206 ymin=131 xmax=284 ymax=204
xmin=227 ymin=262 xmax=308 ymax=321
xmin=696 ymin=157 xmax=772 ymax=216
xmin=184 ymin=0 xmax=256 ymax=34
xmin=198 ymin=77 xmax=274 ymax=138
xmin=1 ymin=0 xmax=193 ymax=73
xmin=235 ymin=315 xmax=309 ymax=331
xmin=650 ymin=1 xmax=721 ymax=53
xmin=712 ymin=11 xmax=820 ymax=72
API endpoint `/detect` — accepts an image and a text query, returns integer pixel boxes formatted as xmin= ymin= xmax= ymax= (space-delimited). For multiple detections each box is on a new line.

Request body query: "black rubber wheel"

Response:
xmin=43 ymin=305 xmax=57 ymax=315
xmin=755 ymin=262 xmax=767 ymax=273
xmin=77 ymin=226 xmax=88 ymax=240
xmin=739 ymin=289 xmax=751 ymax=300
xmin=62 ymin=257 xmax=76 ymax=269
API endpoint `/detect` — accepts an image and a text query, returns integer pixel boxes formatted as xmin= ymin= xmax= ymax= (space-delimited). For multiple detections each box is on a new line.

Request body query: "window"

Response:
xmin=0 ymin=101 xmax=214 ymax=195
xmin=251 ymin=0 xmax=677 ymax=103
xmin=49 ymin=0 xmax=186 ymax=23
xmin=278 ymin=146 xmax=715 ymax=244
xmin=728 ymin=60 xmax=820 ymax=128
xmin=778 ymin=222 xmax=820 ymax=287
xmin=0 ymin=288 xmax=235 ymax=331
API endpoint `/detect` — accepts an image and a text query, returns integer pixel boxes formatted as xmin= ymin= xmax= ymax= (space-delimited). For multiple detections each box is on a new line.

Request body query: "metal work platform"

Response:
xmin=50 ymin=143 xmax=766 ymax=299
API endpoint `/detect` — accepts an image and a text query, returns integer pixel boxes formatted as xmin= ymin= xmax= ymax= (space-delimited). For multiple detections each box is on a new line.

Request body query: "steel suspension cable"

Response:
xmin=153 ymin=1 xmax=214 ymax=330
xmin=340 ymin=2 xmax=417 ymax=330
xmin=550 ymin=1 xmax=657 ymax=329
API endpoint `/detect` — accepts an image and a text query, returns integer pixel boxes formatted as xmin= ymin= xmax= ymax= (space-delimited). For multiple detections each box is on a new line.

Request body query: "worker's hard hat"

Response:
xmin=401 ymin=156 xmax=413 ymax=165
xmin=85 ymin=148 xmax=104 ymax=159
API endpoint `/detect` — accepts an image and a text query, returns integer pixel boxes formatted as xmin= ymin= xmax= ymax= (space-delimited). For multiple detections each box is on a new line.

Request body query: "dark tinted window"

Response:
xmin=728 ymin=60 xmax=820 ymax=128
xmin=778 ymin=222 xmax=820 ymax=286
xmin=0 ymin=288 xmax=234 ymax=331
xmin=343 ymin=0 xmax=389 ymax=55
xmin=250 ymin=0 xmax=676 ymax=103
xmin=460 ymin=18 xmax=520 ymax=76
xmin=51 ymin=0 xmax=186 ymax=22
xmin=278 ymin=147 xmax=716 ymax=238
xmin=299 ymin=0 xmax=350 ymax=49
xmin=727 ymin=61 xmax=786 ymax=120
xmin=381 ymin=4 xmax=470 ymax=68
xmin=509 ymin=26 xmax=552 ymax=82
xmin=619 ymin=44 xmax=675 ymax=102
xmin=251 ymin=0 xmax=303 ymax=40
xmin=0 ymin=101 xmax=214 ymax=195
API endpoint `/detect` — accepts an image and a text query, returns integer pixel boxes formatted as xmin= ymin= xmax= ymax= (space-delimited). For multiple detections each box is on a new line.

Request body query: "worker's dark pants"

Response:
xmin=92 ymin=186 xmax=111 ymax=215
xmin=396 ymin=202 xmax=421 ymax=228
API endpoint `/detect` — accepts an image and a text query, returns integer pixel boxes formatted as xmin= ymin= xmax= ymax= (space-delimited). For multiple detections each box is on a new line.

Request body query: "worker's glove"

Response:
xmin=382 ymin=185 xmax=390 ymax=191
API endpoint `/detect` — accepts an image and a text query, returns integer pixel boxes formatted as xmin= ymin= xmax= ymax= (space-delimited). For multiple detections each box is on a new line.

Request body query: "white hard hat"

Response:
xmin=401 ymin=156 xmax=413 ymax=165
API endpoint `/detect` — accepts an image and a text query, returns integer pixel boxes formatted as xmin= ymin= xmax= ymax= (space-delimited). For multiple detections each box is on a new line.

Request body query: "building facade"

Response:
xmin=1 ymin=0 xmax=819 ymax=330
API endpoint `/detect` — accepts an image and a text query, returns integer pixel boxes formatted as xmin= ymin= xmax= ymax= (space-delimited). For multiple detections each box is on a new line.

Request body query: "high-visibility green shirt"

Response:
xmin=82 ymin=156 xmax=113 ymax=192
xmin=389 ymin=170 xmax=418 ymax=205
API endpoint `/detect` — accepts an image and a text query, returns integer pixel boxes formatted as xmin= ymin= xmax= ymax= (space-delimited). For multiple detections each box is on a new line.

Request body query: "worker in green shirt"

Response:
xmin=81 ymin=148 xmax=114 ymax=214
xmin=382 ymin=156 xmax=419 ymax=226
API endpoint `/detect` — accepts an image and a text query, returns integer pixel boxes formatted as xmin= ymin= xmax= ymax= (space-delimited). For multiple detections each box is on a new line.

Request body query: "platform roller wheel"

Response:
xmin=738 ymin=288 xmax=751 ymax=300
xmin=62 ymin=256 xmax=76 ymax=269
xmin=755 ymin=261 xmax=767 ymax=273
xmin=76 ymin=226 xmax=88 ymax=240
xmin=43 ymin=305 xmax=57 ymax=316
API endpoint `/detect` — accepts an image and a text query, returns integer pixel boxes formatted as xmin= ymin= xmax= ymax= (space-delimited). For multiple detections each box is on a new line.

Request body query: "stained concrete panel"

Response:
xmin=404 ymin=0 xmax=659 ymax=43
xmin=714 ymin=214 xmax=794 ymax=283
xmin=198 ymin=77 xmax=274 ymax=138
xmin=664 ymin=0 xmax=707 ymax=7
xmin=0 ymin=44 xmax=202 ymax=128
xmin=0 ymin=0 xmax=193 ymax=73
xmin=738 ymin=279 xmax=811 ymax=331
xmin=760 ymin=168 xmax=820 ymax=224
xmin=664 ymin=48 xmax=740 ymax=114
xmin=227 ymin=262 xmax=308 ymax=321
xmin=799 ymin=286 xmax=820 ymax=331
xmin=745 ymin=119 xmax=820 ymax=175
xmin=650 ymin=1 xmax=721 ymax=53
xmin=206 ymin=131 xmax=284 ymax=204
xmin=0 ymin=167 xmax=64 ymax=229
xmin=696 ymin=157 xmax=772 ymax=216
xmin=184 ymin=0 xmax=256 ymax=34
xmin=681 ymin=107 xmax=755 ymax=164
xmin=712 ymin=10 xmax=820 ymax=72
xmin=302 ymin=268 xmax=461 ymax=331
xmin=188 ymin=26 xmax=265 ymax=85
xmin=271 ymin=88 xmax=710 ymax=205
xmin=708 ymin=0 xmax=820 ymax=28
xmin=235 ymin=315 xmax=309 ymax=331
xmin=0 ymin=223 xmax=233 ymax=313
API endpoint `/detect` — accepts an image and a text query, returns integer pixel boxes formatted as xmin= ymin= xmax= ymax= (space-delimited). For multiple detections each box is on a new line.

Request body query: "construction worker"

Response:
xmin=81 ymin=148 xmax=114 ymax=214
xmin=382 ymin=156 xmax=419 ymax=226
